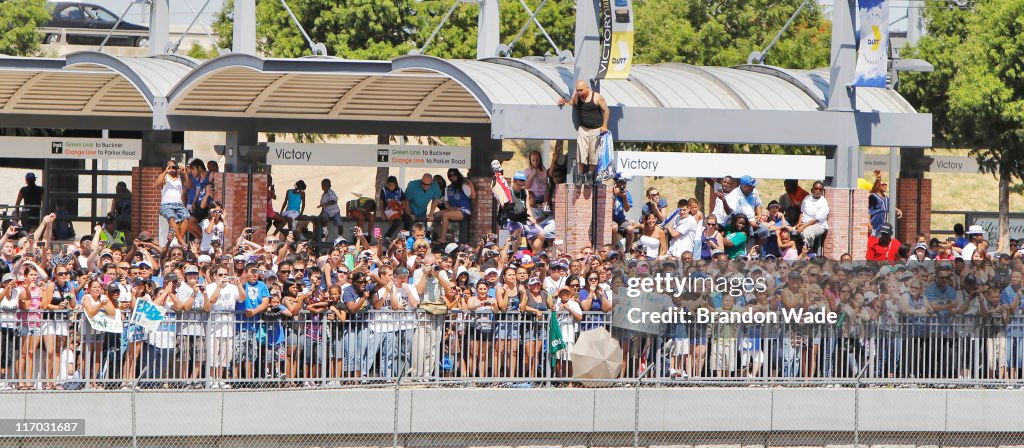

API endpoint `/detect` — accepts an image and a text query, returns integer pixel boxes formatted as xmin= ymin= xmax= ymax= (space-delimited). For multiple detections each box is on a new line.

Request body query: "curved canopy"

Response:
xmin=0 ymin=52 xmax=928 ymax=147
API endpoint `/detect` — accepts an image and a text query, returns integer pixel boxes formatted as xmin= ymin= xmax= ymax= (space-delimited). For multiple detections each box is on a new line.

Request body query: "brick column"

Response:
xmin=214 ymin=172 xmax=267 ymax=245
xmin=897 ymin=178 xmax=931 ymax=244
xmin=131 ymin=167 xmax=163 ymax=242
xmin=469 ymin=177 xmax=494 ymax=241
xmin=553 ymin=184 xmax=613 ymax=252
xmin=130 ymin=169 xmax=267 ymax=246
xmin=822 ymin=188 xmax=870 ymax=260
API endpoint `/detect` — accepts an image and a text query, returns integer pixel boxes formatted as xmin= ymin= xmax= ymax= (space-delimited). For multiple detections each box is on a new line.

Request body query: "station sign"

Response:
xmin=0 ymin=136 xmax=141 ymax=160
xmin=265 ymin=142 xmax=470 ymax=169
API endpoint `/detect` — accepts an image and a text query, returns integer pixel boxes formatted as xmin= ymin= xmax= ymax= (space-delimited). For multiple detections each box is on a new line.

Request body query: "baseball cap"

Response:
xmin=25 ymin=172 xmax=35 ymax=180
xmin=767 ymin=200 xmax=781 ymax=209
xmin=137 ymin=231 xmax=155 ymax=241
xmin=133 ymin=260 xmax=151 ymax=269
xmin=527 ymin=277 xmax=541 ymax=286
xmin=967 ymin=225 xmax=985 ymax=235
xmin=1 ymin=273 xmax=14 ymax=283
xmin=513 ymin=171 xmax=528 ymax=181
xmin=740 ymin=175 xmax=756 ymax=187
xmin=100 ymin=250 xmax=114 ymax=259
xmin=914 ymin=243 xmax=929 ymax=252
xmin=445 ymin=243 xmax=459 ymax=255
xmin=877 ymin=223 xmax=894 ymax=235
xmin=964 ymin=273 xmax=978 ymax=286
xmin=164 ymin=272 xmax=179 ymax=283
xmin=184 ymin=265 xmax=199 ymax=274
xmin=394 ymin=266 xmax=410 ymax=277
xmin=863 ymin=291 xmax=878 ymax=304
xmin=233 ymin=254 xmax=247 ymax=262
xmin=197 ymin=254 xmax=212 ymax=264
xmin=106 ymin=284 xmax=120 ymax=294
xmin=334 ymin=237 xmax=349 ymax=246
xmin=484 ymin=268 xmax=499 ymax=276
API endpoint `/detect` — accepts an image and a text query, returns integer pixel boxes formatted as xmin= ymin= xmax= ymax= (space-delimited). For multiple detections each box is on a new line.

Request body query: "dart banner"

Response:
xmin=596 ymin=0 xmax=634 ymax=79
xmin=851 ymin=0 xmax=889 ymax=87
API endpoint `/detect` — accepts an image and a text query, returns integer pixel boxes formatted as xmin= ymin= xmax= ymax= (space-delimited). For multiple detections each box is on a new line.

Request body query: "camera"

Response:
xmin=432 ymin=265 xmax=441 ymax=272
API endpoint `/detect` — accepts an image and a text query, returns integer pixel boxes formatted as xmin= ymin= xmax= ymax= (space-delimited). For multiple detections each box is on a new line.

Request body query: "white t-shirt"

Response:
xmin=200 ymin=220 xmax=225 ymax=253
xmin=800 ymin=195 xmax=830 ymax=230
xmin=161 ymin=175 xmax=184 ymax=205
xmin=207 ymin=283 xmax=240 ymax=338
xmin=669 ymin=214 xmax=699 ymax=258
xmin=962 ymin=242 xmax=977 ymax=263
xmin=544 ymin=276 xmax=565 ymax=296
xmin=0 ymin=288 xmax=17 ymax=331
xmin=176 ymin=283 xmax=208 ymax=337
xmin=371 ymin=284 xmax=419 ymax=332
xmin=58 ymin=348 xmax=76 ymax=382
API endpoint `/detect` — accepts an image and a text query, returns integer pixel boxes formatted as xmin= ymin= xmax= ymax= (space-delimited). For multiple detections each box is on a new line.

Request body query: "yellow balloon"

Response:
xmin=857 ymin=178 xmax=874 ymax=191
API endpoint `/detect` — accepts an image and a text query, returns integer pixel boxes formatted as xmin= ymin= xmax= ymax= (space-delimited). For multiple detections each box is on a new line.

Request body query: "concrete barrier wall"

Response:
xmin=2 ymin=388 xmax=1024 ymax=438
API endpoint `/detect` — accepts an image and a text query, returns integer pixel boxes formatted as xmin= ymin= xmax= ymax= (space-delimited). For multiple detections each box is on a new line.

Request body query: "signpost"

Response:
xmin=0 ymin=136 xmax=141 ymax=160
xmin=861 ymin=154 xmax=980 ymax=174
xmin=265 ymin=142 xmax=471 ymax=169
xmin=615 ymin=151 xmax=826 ymax=179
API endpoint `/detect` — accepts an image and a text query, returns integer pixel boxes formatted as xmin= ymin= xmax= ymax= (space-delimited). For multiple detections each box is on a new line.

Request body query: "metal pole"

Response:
xmin=233 ymin=0 xmax=257 ymax=55
xmin=854 ymin=363 xmax=868 ymax=448
xmin=393 ymin=370 xmax=405 ymax=448
xmin=477 ymin=0 xmax=500 ymax=59
xmin=888 ymin=147 xmax=899 ymax=229
xmin=826 ymin=0 xmax=859 ymax=189
xmin=99 ymin=2 xmax=136 ymax=52
xmin=633 ymin=363 xmax=654 ymax=448
xmin=147 ymin=0 xmax=170 ymax=55
xmin=171 ymin=0 xmax=212 ymax=53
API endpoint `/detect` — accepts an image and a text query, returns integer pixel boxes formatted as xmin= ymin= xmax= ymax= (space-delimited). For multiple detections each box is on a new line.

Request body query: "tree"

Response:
xmin=633 ymin=0 xmax=831 ymax=68
xmin=901 ymin=0 xmax=1024 ymax=252
xmin=212 ymin=0 xmax=576 ymax=60
xmin=0 ymin=0 xmax=50 ymax=57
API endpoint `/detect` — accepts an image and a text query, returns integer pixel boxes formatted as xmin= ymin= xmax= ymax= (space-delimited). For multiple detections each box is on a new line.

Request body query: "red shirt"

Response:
xmin=866 ymin=235 xmax=901 ymax=263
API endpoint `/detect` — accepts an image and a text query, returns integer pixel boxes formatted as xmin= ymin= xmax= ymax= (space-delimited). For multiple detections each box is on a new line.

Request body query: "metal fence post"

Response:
xmin=393 ymin=370 xmax=405 ymax=448
xmin=854 ymin=363 xmax=868 ymax=448
xmin=131 ymin=367 xmax=148 ymax=448
xmin=634 ymin=363 xmax=654 ymax=448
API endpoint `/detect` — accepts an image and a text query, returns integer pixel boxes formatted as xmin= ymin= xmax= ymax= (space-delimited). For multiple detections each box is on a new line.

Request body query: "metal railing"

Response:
xmin=3 ymin=310 xmax=1024 ymax=390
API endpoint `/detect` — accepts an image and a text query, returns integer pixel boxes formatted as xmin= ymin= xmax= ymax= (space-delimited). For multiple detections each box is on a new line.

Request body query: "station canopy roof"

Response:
xmin=0 ymin=51 xmax=927 ymax=146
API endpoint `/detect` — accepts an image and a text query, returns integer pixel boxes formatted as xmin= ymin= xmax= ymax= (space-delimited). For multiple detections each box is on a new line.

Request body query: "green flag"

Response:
xmin=549 ymin=310 xmax=566 ymax=368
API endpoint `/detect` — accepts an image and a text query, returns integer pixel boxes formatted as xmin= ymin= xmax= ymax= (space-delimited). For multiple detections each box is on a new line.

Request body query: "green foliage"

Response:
xmin=901 ymin=0 xmax=1024 ymax=182
xmin=213 ymin=0 xmax=576 ymax=59
xmin=0 ymin=0 xmax=50 ymax=56
xmin=633 ymin=0 xmax=831 ymax=68
xmin=186 ymin=42 xmax=219 ymax=60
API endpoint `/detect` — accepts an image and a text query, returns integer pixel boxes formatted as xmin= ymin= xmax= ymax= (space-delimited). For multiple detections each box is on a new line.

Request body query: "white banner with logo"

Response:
xmin=265 ymin=143 xmax=470 ymax=169
xmin=852 ymin=0 xmax=889 ymax=88
xmin=0 ymin=136 xmax=141 ymax=160
xmin=615 ymin=151 xmax=826 ymax=180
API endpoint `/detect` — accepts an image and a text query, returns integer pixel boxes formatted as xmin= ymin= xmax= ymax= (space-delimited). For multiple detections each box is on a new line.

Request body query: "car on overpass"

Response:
xmin=42 ymin=2 xmax=149 ymax=47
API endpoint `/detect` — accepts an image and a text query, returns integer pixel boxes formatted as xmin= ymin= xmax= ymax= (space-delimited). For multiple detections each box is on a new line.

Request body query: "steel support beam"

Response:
xmin=826 ymin=0 xmax=860 ymax=188
xmin=477 ymin=0 xmax=500 ymax=59
xmin=490 ymin=105 xmax=932 ymax=148
xmin=573 ymin=0 xmax=600 ymax=84
xmin=148 ymin=0 xmax=170 ymax=56
xmin=233 ymin=0 xmax=257 ymax=55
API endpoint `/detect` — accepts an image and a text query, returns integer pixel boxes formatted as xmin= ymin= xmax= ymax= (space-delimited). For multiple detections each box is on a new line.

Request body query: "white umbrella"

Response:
xmin=571 ymin=327 xmax=623 ymax=387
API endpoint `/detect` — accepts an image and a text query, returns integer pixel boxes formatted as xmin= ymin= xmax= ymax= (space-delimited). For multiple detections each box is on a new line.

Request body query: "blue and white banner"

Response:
xmin=130 ymin=299 xmax=166 ymax=332
xmin=852 ymin=0 xmax=889 ymax=88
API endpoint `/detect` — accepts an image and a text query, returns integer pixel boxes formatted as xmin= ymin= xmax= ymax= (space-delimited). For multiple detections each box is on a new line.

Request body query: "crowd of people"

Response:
xmin=1 ymin=151 xmax=1023 ymax=390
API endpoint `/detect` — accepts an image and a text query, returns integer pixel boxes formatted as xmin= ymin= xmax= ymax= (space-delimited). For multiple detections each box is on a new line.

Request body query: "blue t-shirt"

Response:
xmin=342 ymin=285 xmax=369 ymax=329
xmin=613 ymin=191 xmax=633 ymax=224
xmin=285 ymin=189 xmax=303 ymax=212
xmin=1002 ymin=285 xmax=1023 ymax=306
xmin=640 ymin=198 xmax=668 ymax=217
xmin=236 ymin=281 xmax=270 ymax=332
xmin=405 ymin=180 xmax=442 ymax=219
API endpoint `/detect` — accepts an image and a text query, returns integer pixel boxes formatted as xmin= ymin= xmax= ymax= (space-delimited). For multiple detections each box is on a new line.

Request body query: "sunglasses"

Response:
xmin=568 ymin=284 xmax=580 ymax=288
